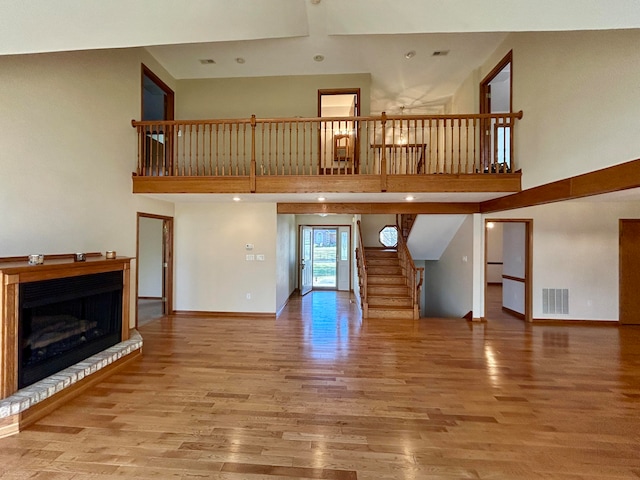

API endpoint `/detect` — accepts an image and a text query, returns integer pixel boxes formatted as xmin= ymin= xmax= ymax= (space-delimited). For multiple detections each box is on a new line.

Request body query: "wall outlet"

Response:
xmin=246 ymin=293 xmax=251 ymax=300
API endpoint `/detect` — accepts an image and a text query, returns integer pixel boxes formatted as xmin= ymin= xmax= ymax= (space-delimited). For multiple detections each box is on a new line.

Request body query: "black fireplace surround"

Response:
xmin=18 ymin=271 xmax=123 ymax=389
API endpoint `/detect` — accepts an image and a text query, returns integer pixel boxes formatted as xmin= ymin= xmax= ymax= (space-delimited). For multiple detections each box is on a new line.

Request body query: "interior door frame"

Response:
xmin=484 ymin=218 xmax=532 ymax=322
xmin=141 ymin=64 xmax=175 ymax=175
xmin=318 ymin=88 xmax=361 ymax=172
xmin=299 ymin=225 xmax=313 ymax=295
xmin=136 ymin=213 xmax=174 ymax=327
xmin=619 ymin=219 xmax=640 ymax=324
xmin=479 ymin=51 xmax=512 ymax=172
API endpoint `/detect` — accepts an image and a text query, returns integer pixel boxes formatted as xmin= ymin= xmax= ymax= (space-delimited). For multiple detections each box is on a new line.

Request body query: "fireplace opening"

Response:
xmin=19 ymin=271 xmax=123 ymax=388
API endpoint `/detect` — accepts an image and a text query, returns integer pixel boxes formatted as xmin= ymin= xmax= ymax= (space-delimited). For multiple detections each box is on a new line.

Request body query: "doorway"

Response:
xmin=141 ymin=65 xmax=175 ymax=176
xmin=136 ymin=213 xmax=174 ymax=326
xmin=299 ymin=225 xmax=351 ymax=294
xmin=480 ymin=51 xmax=512 ymax=172
xmin=484 ymin=219 xmax=532 ymax=322
xmin=619 ymin=219 xmax=640 ymax=324
xmin=318 ymin=88 xmax=361 ymax=174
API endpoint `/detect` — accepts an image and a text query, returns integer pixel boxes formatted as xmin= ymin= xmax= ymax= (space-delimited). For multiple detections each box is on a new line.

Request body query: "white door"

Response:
xmin=337 ymin=226 xmax=350 ymax=291
xmin=300 ymin=226 xmax=313 ymax=295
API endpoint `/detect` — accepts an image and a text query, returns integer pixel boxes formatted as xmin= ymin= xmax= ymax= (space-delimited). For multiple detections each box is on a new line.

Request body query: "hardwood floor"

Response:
xmin=1 ymin=291 xmax=639 ymax=479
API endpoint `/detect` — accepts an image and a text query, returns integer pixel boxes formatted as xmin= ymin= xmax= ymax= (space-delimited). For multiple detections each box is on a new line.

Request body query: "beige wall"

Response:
xmin=359 ymin=214 xmax=396 ymax=248
xmin=174 ymin=202 xmax=277 ymax=314
xmin=276 ymin=214 xmax=296 ymax=313
xmin=0 ymin=48 xmax=176 ymax=327
xmin=454 ymin=29 xmax=640 ymax=188
xmin=486 ymin=200 xmax=640 ymax=321
xmin=176 ymin=73 xmax=371 ymax=119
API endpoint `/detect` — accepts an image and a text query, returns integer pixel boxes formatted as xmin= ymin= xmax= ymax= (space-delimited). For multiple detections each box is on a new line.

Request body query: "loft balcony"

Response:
xmin=131 ymin=112 xmax=523 ymax=196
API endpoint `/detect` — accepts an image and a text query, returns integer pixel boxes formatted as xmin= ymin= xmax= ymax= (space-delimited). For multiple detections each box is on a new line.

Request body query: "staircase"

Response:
xmin=365 ymin=248 xmax=415 ymax=319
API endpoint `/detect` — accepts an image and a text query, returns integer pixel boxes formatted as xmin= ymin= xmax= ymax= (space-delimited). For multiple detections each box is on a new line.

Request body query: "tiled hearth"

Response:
xmin=0 ymin=331 xmax=142 ymax=419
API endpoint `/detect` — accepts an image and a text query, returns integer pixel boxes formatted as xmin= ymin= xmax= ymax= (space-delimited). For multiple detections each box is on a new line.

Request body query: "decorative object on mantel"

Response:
xmin=105 ymin=250 xmax=116 ymax=259
xmin=74 ymin=253 xmax=85 ymax=262
xmin=28 ymin=254 xmax=44 ymax=265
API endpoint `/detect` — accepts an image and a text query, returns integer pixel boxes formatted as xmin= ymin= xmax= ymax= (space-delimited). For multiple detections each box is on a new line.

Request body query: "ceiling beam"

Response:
xmin=277 ymin=202 xmax=480 ymax=215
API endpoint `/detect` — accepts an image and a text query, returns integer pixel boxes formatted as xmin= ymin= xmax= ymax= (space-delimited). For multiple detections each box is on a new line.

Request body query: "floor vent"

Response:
xmin=542 ymin=288 xmax=569 ymax=314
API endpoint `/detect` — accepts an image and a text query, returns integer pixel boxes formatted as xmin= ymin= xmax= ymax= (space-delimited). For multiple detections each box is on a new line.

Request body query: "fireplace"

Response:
xmin=18 ymin=271 xmax=123 ymax=388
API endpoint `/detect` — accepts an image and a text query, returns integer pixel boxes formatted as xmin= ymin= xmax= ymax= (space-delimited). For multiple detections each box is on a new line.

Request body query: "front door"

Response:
xmin=300 ymin=226 xmax=313 ymax=295
xmin=620 ymin=219 xmax=640 ymax=324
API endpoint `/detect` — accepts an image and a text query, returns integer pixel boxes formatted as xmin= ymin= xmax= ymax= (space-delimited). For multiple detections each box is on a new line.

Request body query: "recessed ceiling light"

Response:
xmin=235 ymin=57 xmax=245 ymax=64
xmin=432 ymin=50 xmax=450 ymax=57
xmin=199 ymin=59 xmax=215 ymax=64
xmin=405 ymin=195 xmax=415 ymax=201
xmin=313 ymin=54 xmax=325 ymax=62
xmin=487 ymin=221 xmax=495 ymax=229
xmin=404 ymin=50 xmax=416 ymax=60
xmin=232 ymin=196 xmax=241 ymax=202
xmin=317 ymin=197 xmax=326 ymax=202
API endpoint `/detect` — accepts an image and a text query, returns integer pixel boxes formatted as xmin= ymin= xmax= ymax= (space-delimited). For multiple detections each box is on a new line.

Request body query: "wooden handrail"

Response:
xmin=355 ymin=220 xmax=368 ymax=314
xmin=396 ymin=216 xmax=423 ymax=316
xmin=131 ymin=111 xmax=523 ymax=179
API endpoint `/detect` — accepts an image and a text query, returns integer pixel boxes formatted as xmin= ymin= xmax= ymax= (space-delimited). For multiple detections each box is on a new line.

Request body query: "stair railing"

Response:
xmin=396 ymin=217 xmax=424 ymax=318
xmin=355 ymin=220 xmax=368 ymax=316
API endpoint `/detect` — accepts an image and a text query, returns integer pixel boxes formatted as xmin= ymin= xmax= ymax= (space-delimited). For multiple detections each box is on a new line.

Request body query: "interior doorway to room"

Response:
xmin=484 ymin=219 xmax=532 ymax=322
xmin=318 ymin=88 xmax=361 ymax=174
xmin=480 ymin=51 xmax=512 ymax=173
xmin=299 ymin=225 xmax=351 ymax=294
xmin=136 ymin=213 xmax=174 ymax=326
xmin=619 ymin=219 xmax=640 ymax=324
xmin=141 ymin=65 xmax=175 ymax=176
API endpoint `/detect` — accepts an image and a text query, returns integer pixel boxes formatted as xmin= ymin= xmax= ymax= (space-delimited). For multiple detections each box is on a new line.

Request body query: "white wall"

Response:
xmin=465 ymin=29 xmax=640 ymax=189
xmin=487 ymin=200 xmax=640 ymax=321
xmin=423 ymin=214 xmax=473 ymax=318
xmin=174 ymin=202 xmax=277 ymax=314
xmin=0 ymin=47 xmax=176 ymax=327
xmin=276 ymin=214 xmax=296 ymax=313
xmin=502 ymin=222 xmax=526 ymax=315
xmin=138 ymin=217 xmax=163 ymax=297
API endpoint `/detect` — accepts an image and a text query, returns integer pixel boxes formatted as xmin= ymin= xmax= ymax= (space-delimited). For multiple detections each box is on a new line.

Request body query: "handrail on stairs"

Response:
xmin=396 ymin=215 xmax=424 ymax=317
xmin=355 ymin=220 xmax=368 ymax=316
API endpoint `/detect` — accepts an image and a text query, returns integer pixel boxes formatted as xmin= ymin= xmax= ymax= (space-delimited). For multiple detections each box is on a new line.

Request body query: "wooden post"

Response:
xmin=380 ymin=112 xmax=387 ymax=192
xmin=250 ymin=115 xmax=257 ymax=193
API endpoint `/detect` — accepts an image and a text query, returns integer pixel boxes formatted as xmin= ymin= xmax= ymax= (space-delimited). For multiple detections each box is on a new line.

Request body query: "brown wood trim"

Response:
xmin=278 ymin=202 xmax=480 ymax=215
xmin=385 ymin=174 xmax=521 ymax=193
xmin=141 ymin=64 xmax=174 ymax=121
xmin=172 ymin=311 xmax=276 ymax=319
xmin=480 ymin=51 xmax=513 ymax=99
xmin=9 ymin=348 xmax=141 ymax=437
xmin=502 ymin=306 xmax=525 ymax=320
xmin=502 ymin=274 xmax=525 ymax=283
xmin=481 ymin=158 xmax=640 ymax=212
xmin=133 ymin=176 xmax=252 ymax=194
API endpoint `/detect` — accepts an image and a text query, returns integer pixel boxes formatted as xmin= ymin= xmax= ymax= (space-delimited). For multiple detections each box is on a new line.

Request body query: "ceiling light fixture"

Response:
xmin=313 ymin=54 xmax=325 ymax=62
xmin=405 ymin=195 xmax=415 ymax=201
xmin=232 ymin=196 xmax=241 ymax=202
xmin=235 ymin=57 xmax=245 ymax=64
xmin=199 ymin=59 xmax=215 ymax=64
xmin=404 ymin=50 xmax=416 ymax=60
xmin=487 ymin=221 xmax=495 ymax=229
xmin=317 ymin=197 xmax=326 ymax=202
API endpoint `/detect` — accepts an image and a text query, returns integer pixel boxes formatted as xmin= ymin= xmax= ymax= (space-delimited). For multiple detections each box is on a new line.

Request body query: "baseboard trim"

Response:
xmin=138 ymin=296 xmax=162 ymax=300
xmin=276 ymin=289 xmax=299 ymax=317
xmin=172 ymin=310 xmax=276 ymax=319
xmin=532 ymin=318 xmax=618 ymax=326
xmin=463 ymin=311 xmax=472 ymax=321
xmin=502 ymin=306 xmax=525 ymax=320
xmin=472 ymin=317 xmax=485 ymax=322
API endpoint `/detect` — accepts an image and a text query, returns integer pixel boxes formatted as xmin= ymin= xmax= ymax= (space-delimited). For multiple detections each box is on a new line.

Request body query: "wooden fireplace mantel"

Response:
xmin=0 ymin=256 xmax=132 ymax=399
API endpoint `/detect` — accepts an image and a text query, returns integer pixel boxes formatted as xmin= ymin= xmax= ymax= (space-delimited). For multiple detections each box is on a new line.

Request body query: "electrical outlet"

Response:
xmin=246 ymin=293 xmax=251 ymax=300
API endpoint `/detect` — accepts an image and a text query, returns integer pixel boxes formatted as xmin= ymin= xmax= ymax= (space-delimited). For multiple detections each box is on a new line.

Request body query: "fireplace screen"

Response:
xmin=19 ymin=271 xmax=123 ymax=388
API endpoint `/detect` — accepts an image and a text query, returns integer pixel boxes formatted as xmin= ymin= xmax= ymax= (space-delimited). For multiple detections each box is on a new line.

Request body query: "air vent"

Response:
xmin=432 ymin=50 xmax=450 ymax=57
xmin=199 ymin=59 xmax=215 ymax=65
xmin=542 ymin=288 xmax=569 ymax=314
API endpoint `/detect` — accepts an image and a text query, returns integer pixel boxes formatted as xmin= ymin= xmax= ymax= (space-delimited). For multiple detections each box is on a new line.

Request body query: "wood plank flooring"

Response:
xmin=1 ymin=291 xmax=639 ymax=479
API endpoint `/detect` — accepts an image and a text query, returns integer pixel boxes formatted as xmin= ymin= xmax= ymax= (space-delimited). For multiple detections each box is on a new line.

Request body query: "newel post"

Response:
xmin=380 ymin=111 xmax=388 ymax=192
xmin=250 ymin=114 xmax=257 ymax=193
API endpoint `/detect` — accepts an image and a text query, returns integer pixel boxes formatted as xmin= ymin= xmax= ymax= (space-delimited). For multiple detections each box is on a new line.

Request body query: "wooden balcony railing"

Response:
xmin=355 ymin=220 xmax=368 ymax=316
xmin=132 ymin=112 xmax=523 ymax=185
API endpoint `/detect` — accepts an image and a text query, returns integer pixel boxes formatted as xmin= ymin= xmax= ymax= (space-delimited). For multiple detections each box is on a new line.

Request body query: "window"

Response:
xmin=379 ymin=225 xmax=398 ymax=248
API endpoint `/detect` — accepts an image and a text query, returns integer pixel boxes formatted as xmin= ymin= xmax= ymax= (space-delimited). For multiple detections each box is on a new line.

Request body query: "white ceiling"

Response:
xmin=2 ymin=1 xmax=640 ymax=114
xmin=407 ymin=215 xmax=466 ymax=260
